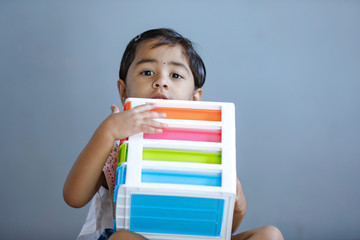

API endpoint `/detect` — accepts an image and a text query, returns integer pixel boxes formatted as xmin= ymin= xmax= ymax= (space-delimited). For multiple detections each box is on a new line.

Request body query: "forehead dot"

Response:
xmin=163 ymin=62 xmax=166 ymax=64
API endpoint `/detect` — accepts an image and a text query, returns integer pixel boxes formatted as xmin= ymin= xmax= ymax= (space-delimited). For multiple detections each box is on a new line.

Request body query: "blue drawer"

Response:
xmin=130 ymin=194 xmax=224 ymax=236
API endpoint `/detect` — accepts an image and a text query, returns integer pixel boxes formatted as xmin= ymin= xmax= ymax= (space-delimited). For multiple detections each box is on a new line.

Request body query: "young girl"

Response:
xmin=63 ymin=28 xmax=284 ymax=240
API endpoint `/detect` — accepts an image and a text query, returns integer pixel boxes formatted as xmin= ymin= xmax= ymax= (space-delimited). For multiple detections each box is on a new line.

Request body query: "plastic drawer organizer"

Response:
xmin=114 ymin=98 xmax=237 ymax=240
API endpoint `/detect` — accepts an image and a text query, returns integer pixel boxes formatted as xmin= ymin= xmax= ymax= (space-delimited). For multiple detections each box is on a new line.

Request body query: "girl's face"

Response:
xmin=118 ymin=39 xmax=202 ymax=104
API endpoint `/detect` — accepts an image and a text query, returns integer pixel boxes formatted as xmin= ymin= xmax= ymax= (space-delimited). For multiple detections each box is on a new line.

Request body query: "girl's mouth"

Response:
xmin=151 ymin=93 xmax=168 ymax=99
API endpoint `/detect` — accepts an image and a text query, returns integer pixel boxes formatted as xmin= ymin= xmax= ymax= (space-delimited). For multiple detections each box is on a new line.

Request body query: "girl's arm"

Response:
xmin=63 ymin=104 xmax=167 ymax=208
xmin=232 ymin=178 xmax=247 ymax=233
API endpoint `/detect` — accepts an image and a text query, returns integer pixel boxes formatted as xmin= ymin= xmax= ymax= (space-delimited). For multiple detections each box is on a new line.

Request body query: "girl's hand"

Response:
xmin=103 ymin=103 xmax=168 ymax=141
xmin=63 ymin=103 xmax=167 ymax=208
xmin=234 ymin=178 xmax=246 ymax=213
xmin=232 ymin=178 xmax=247 ymax=233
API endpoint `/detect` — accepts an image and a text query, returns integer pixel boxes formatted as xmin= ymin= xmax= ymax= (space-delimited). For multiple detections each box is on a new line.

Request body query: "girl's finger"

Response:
xmin=141 ymin=125 xmax=164 ymax=134
xmin=132 ymin=103 xmax=158 ymax=113
xmin=144 ymin=119 xmax=168 ymax=129
xmin=111 ymin=104 xmax=120 ymax=114
xmin=141 ymin=110 xmax=167 ymax=119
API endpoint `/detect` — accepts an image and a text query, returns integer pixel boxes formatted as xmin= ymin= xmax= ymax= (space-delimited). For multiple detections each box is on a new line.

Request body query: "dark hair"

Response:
xmin=119 ymin=28 xmax=206 ymax=89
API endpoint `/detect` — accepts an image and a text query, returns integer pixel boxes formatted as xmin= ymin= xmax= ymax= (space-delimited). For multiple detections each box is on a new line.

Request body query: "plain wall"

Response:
xmin=1 ymin=0 xmax=359 ymax=239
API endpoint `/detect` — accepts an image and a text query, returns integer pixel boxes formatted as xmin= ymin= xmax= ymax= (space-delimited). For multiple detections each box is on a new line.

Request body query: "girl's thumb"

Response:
xmin=110 ymin=104 xmax=120 ymax=114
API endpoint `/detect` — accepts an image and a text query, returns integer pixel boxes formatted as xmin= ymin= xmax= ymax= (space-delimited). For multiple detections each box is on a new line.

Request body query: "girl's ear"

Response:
xmin=192 ymin=88 xmax=202 ymax=101
xmin=117 ymin=79 xmax=128 ymax=105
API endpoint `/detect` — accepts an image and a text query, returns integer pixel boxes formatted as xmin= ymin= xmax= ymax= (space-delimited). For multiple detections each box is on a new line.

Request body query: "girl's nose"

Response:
xmin=152 ymin=75 xmax=169 ymax=90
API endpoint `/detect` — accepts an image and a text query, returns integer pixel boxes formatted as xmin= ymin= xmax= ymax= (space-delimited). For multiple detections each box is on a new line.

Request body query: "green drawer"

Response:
xmin=143 ymin=149 xmax=221 ymax=164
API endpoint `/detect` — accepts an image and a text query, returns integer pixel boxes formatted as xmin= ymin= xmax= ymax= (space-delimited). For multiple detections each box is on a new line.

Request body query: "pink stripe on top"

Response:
xmin=144 ymin=128 xmax=221 ymax=143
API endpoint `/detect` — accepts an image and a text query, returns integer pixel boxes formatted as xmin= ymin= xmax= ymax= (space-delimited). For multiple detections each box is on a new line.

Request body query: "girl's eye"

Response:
xmin=141 ymin=71 xmax=154 ymax=76
xmin=170 ymin=73 xmax=182 ymax=79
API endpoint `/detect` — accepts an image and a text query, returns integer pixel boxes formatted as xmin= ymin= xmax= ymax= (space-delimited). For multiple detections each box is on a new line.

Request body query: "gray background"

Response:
xmin=1 ymin=0 xmax=359 ymax=239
